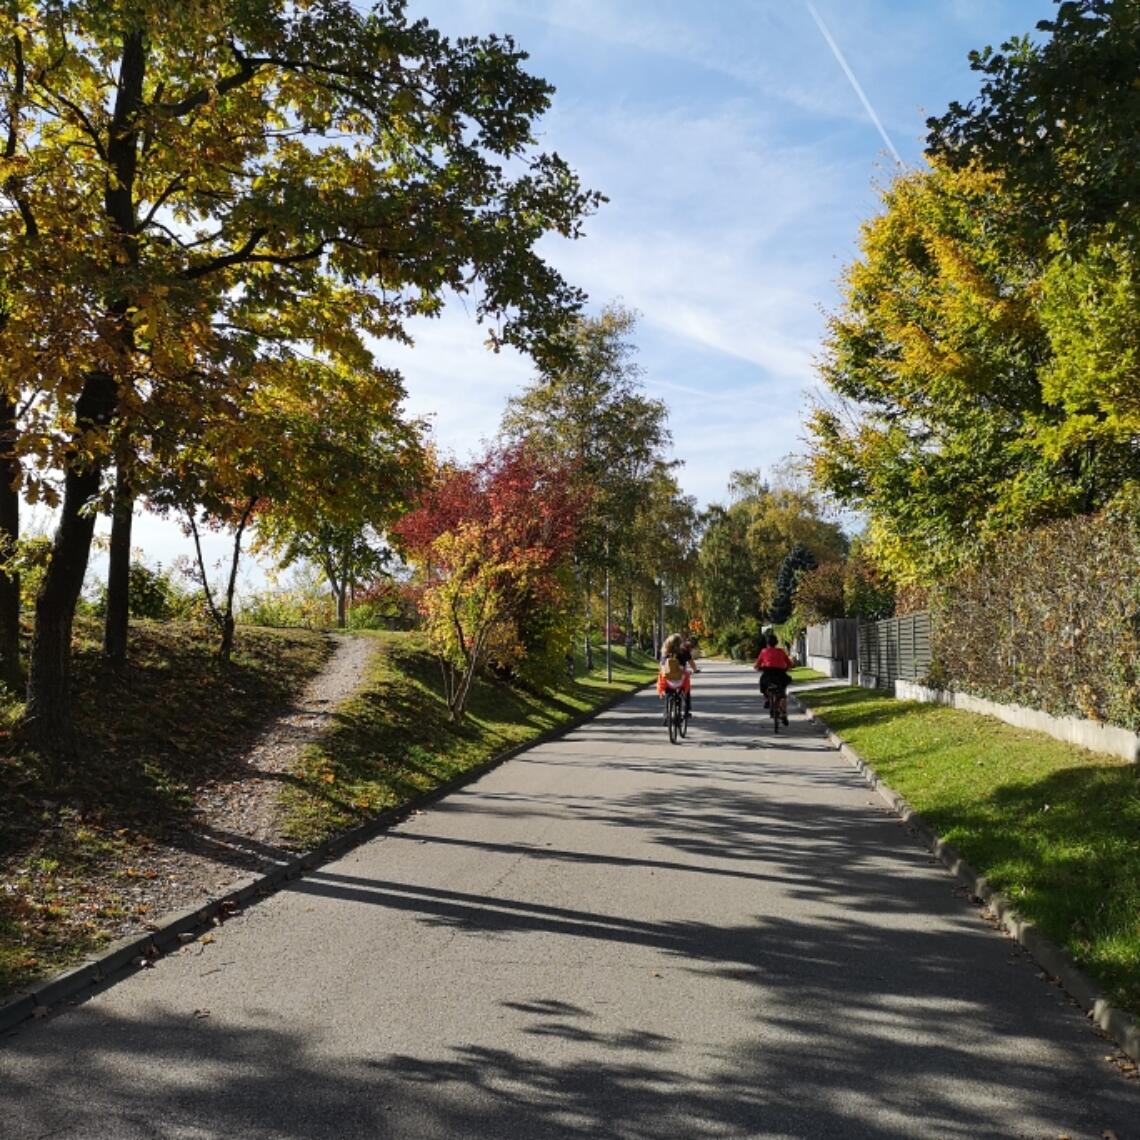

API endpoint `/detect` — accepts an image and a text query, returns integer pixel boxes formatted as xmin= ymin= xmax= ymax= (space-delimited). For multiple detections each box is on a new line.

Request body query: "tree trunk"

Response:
xmin=26 ymin=373 xmax=117 ymax=751
xmin=103 ymin=460 xmax=133 ymax=665
xmin=0 ymin=394 xmax=22 ymax=691
xmin=219 ymin=611 xmax=235 ymax=663
xmin=336 ymin=585 xmax=347 ymax=629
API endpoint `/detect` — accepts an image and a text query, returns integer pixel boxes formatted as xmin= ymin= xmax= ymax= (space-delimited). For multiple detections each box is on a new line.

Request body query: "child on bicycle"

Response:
xmin=657 ymin=633 xmax=692 ymax=713
xmin=753 ymin=633 xmax=792 ymax=726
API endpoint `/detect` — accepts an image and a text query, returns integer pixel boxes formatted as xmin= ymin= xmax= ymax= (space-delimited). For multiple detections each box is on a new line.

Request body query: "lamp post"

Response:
xmin=605 ymin=536 xmax=612 ymax=682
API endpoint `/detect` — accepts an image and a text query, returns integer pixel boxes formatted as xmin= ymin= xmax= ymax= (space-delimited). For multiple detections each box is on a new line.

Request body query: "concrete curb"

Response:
xmin=791 ymin=693 xmax=1140 ymax=1066
xmin=0 ymin=679 xmax=653 ymax=1036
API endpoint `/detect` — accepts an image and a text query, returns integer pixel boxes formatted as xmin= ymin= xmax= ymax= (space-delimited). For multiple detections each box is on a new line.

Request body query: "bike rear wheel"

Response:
xmin=668 ymin=691 xmax=680 ymax=743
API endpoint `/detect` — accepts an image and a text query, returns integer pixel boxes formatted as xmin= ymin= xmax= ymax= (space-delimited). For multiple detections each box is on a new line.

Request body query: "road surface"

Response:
xmin=2 ymin=659 xmax=1137 ymax=1138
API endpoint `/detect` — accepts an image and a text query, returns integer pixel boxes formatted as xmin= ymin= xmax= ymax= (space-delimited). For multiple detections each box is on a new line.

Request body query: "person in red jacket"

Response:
xmin=753 ymin=633 xmax=792 ymax=726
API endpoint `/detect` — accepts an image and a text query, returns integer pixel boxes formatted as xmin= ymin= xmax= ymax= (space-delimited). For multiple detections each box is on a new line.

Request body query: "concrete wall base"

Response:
xmin=895 ymin=680 xmax=1140 ymax=763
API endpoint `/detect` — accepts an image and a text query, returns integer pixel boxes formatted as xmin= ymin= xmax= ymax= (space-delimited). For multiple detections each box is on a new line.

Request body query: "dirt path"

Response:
xmin=109 ymin=634 xmax=379 ymax=938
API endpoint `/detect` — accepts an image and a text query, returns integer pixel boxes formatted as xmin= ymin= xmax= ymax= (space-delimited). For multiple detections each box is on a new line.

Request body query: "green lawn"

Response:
xmin=795 ymin=685 xmax=1140 ymax=1020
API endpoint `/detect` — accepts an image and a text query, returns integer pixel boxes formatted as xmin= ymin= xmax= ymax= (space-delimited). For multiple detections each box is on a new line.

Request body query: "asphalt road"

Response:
xmin=2 ymin=659 xmax=1137 ymax=1139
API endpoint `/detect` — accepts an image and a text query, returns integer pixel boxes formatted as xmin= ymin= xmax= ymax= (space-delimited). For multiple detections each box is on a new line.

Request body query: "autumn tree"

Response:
xmin=152 ymin=355 xmax=424 ymax=659
xmin=807 ymin=161 xmax=1056 ymax=584
xmin=393 ymin=444 xmax=585 ymax=723
xmin=250 ymin=365 xmax=427 ymax=630
xmin=695 ymin=470 xmax=846 ymax=644
xmin=500 ymin=304 xmax=672 ymax=667
xmin=0 ymin=0 xmax=601 ymax=747
xmin=811 ymin=5 xmax=1140 ymax=588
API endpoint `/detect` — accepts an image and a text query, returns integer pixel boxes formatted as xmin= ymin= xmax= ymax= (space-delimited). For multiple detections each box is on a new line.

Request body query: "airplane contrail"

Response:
xmin=806 ymin=1 xmax=905 ymax=168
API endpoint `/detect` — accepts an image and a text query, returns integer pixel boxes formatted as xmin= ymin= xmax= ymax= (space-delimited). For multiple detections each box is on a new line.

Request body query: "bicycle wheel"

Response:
xmin=679 ymin=697 xmax=688 ymax=738
xmin=768 ymin=687 xmax=781 ymax=734
xmin=668 ymin=691 xmax=679 ymax=743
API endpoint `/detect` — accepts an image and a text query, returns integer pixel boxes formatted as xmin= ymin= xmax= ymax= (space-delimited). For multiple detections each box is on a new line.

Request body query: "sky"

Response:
xmin=127 ymin=0 xmax=1052 ymax=585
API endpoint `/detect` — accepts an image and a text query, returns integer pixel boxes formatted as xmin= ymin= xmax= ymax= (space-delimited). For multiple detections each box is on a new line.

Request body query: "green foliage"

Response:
xmin=928 ymin=0 xmax=1140 ymax=251
xmin=932 ymin=503 xmax=1140 ymax=730
xmin=239 ymin=587 xmax=334 ymax=631
xmin=92 ymin=560 xmax=195 ymax=622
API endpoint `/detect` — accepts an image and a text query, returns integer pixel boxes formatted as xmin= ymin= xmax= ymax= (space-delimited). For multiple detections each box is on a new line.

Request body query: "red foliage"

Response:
xmin=394 ymin=443 xmax=587 ymax=577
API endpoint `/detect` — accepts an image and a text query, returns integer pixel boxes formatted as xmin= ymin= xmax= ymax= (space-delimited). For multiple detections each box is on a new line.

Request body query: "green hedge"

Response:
xmin=932 ymin=504 xmax=1140 ymax=731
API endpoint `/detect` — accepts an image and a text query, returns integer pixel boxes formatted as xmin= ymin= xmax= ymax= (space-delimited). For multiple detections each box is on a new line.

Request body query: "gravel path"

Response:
xmin=107 ymin=634 xmax=380 ymax=939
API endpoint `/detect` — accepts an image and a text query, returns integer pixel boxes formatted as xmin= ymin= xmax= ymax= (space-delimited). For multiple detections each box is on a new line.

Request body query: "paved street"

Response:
xmin=2 ymin=659 xmax=1137 ymax=1139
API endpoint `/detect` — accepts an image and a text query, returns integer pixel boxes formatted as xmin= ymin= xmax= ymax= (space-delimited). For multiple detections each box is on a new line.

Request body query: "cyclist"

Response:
xmin=657 ymin=633 xmax=692 ymax=716
xmin=753 ymin=633 xmax=792 ymax=726
xmin=676 ymin=637 xmax=699 ymax=718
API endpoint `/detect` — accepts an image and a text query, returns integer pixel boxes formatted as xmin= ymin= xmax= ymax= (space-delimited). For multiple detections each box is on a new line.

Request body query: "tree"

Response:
xmin=771 ymin=542 xmax=817 ymax=624
xmin=792 ymin=561 xmax=846 ymax=625
xmin=393 ymin=444 xmax=585 ymax=722
xmin=250 ymin=364 xmax=427 ymax=630
xmin=500 ymin=304 xmax=673 ymax=665
xmin=815 ymin=25 xmax=1140 ymax=587
xmin=695 ymin=470 xmax=846 ymax=642
xmin=1 ymin=1 xmax=601 ymax=747
xmin=928 ymin=0 xmax=1140 ymax=251
xmin=807 ymin=161 xmax=1057 ymax=584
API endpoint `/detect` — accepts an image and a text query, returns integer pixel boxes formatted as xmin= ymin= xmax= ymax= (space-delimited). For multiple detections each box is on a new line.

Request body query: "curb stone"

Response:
xmin=791 ymin=692 xmax=1140 ymax=1067
xmin=0 ymin=679 xmax=654 ymax=1037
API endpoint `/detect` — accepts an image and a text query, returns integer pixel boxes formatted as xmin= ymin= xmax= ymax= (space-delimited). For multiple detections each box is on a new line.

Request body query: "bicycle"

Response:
xmin=762 ymin=681 xmax=788 ymax=734
xmin=663 ymin=682 xmax=687 ymax=744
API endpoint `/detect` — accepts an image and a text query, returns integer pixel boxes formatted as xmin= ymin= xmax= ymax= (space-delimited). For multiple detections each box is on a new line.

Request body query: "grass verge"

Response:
xmin=0 ymin=619 xmax=331 ymax=998
xmin=790 ymin=666 xmax=828 ymax=682
xmin=795 ymin=685 xmax=1140 ymax=1020
xmin=280 ymin=632 xmax=656 ymax=849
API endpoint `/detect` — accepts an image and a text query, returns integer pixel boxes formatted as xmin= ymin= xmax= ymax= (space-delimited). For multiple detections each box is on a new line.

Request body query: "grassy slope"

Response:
xmin=796 ymin=686 xmax=1140 ymax=1019
xmin=0 ymin=620 xmax=332 ymax=996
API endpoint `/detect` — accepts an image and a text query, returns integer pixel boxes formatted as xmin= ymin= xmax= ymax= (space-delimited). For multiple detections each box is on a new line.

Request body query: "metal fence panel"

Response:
xmin=858 ymin=612 xmax=932 ymax=687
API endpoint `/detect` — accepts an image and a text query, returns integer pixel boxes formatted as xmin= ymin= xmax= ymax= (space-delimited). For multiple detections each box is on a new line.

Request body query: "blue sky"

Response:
xmin=129 ymin=0 xmax=1050 ymax=580
xmin=379 ymin=0 xmax=1050 ymax=507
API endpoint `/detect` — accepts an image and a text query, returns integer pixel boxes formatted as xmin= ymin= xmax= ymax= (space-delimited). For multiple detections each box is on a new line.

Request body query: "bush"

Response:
xmin=91 ymin=559 xmax=197 ymax=622
xmin=239 ymin=588 xmax=334 ymax=630
xmin=933 ymin=503 xmax=1140 ymax=730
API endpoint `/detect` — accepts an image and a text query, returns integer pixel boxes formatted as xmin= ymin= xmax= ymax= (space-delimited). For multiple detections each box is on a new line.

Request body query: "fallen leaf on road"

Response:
xmin=192 ymin=1008 xmax=210 ymax=1020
